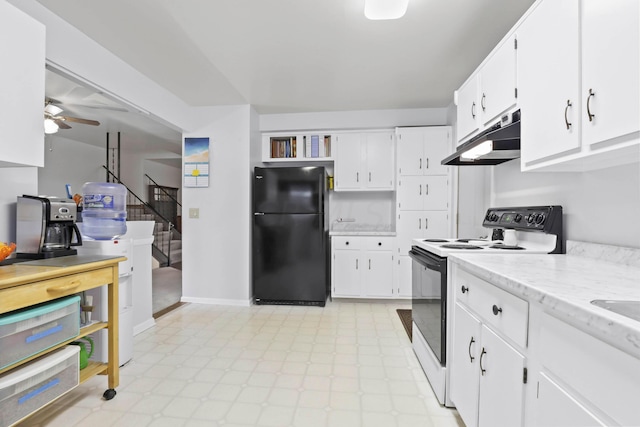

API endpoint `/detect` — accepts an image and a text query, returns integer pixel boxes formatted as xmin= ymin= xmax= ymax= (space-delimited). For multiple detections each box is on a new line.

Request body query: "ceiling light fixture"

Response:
xmin=365 ymin=0 xmax=409 ymax=20
xmin=44 ymin=118 xmax=59 ymax=134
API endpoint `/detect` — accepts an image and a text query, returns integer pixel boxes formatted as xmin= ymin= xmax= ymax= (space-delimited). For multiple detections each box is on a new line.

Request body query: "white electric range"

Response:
xmin=409 ymin=206 xmax=564 ymax=407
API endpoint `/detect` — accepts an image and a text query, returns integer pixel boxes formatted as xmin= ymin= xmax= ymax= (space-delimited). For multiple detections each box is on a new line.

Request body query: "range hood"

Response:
xmin=442 ymin=110 xmax=521 ymax=166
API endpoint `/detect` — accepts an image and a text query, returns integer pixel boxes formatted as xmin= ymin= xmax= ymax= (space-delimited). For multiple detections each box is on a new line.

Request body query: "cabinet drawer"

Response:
xmin=364 ymin=237 xmax=393 ymax=251
xmin=540 ymin=312 xmax=640 ymax=427
xmin=331 ymin=236 xmax=362 ymax=249
xmin=456 ymin=268 xmax=528 ymax=348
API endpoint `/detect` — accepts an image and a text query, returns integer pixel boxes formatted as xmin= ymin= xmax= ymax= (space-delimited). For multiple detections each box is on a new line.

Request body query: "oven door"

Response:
xmin=409 ymin=246 xmax=447 ymax=366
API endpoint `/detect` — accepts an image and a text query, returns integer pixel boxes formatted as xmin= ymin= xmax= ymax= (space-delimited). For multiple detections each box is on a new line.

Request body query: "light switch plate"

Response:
xmin=189 ymin=208 xmax=199 ymax=219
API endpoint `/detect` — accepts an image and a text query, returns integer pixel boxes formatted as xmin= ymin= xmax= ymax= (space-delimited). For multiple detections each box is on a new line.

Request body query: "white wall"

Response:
xmin=0 ymin=168 xmax=38 ymax=243
xmin=181 ymin=105 xmax=253 ymax=306
xmin=38 ymin=134 xmax=105 ymax=197
xmin=491 ymin=160 xmax=640 ymax=248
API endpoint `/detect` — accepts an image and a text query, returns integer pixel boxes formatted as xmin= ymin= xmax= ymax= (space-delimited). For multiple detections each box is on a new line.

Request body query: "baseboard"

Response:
xmin=180 ymin=296 xmax=252 ymax=307
xmin=133 ymin=318 xmax=156 ymax=335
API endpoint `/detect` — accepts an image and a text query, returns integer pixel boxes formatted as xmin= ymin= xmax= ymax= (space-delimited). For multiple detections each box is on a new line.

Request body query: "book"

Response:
xmin=311 ymin=135 xmax=319 ymax=158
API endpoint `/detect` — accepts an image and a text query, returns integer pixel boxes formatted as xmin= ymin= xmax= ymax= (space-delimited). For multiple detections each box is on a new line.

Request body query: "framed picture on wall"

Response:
xmin=184 ymin=137 xmax=209 ymax=187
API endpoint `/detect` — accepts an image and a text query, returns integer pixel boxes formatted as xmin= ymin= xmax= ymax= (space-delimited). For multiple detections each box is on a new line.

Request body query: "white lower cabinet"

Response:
xmin=451 ymin=303 xmax=525 ymax=427
xmin=331 ymin=236 xmax=394 ymax=298
xmin=450 ymin=266 xmax=527 ymax=427
xmin=394 ymin=255 xmax=412 ymax=297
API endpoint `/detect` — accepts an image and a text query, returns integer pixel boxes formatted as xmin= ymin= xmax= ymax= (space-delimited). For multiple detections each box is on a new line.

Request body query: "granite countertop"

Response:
xmin=330 ymin=224 xmax=395 ymax=236
xmin=448 ymin=252 xmax=640 ymax=358
xmin=330 ymin=230 xmax=396 ymax=236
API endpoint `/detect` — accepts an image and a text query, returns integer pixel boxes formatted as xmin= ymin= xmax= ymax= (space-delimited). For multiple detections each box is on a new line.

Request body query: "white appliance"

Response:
xmin=409 ymin=206 xmax=563 ymax=407
xmin=77 ymin=238 xmax=134 ymax=366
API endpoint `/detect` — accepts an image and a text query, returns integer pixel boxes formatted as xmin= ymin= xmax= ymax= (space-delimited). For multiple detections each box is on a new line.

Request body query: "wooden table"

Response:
xmin=0 ymin=255 xmax=125 ymax=402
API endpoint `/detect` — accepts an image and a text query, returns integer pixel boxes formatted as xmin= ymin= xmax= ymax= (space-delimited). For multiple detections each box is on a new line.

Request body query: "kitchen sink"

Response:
xmin=591 ymin=300 xmax=640 ymax=322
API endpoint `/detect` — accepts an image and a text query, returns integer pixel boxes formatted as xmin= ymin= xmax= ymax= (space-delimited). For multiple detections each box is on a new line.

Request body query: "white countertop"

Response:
xmin=330 ymin=230 xmax=396 ymax=236
xmin=448 ymin=253 xmax=640 ymax=358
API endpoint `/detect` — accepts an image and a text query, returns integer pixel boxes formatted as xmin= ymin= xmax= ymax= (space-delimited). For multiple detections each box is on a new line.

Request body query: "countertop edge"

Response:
xmin=448 ymin=254 xmax=640 ymax=359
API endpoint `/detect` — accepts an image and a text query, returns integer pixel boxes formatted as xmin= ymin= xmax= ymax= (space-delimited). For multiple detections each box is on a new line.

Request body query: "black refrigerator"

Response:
xmin=252 ymin=166 xmax=328 ymax=306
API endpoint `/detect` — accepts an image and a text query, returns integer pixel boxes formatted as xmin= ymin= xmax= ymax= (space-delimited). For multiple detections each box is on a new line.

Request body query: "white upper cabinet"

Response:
xmin=581 ymin=0 xmax=639 ymax=149
xmin=479 ymin=34 xmax=518 ymax=127
xmin=0 ymin=1 xmax=45 ymax=168
xmin=456 ymin=36 xmax=518 ymax=145
xmin=397 ymin=126 xmax=451 ymax=176
xmin=518 ymin=0 xmax=639 ymax=170
xmin=334 ymin=131 xmax=394 ymax=191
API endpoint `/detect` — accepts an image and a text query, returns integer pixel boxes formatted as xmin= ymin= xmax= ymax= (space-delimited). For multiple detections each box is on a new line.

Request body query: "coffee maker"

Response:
xmin=16 ymin=195 xmax=83 ymax=259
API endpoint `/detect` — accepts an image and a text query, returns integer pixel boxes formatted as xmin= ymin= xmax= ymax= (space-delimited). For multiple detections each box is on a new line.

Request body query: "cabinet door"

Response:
xmin=581 ymin=0 xmax=639 ymax=147
xmin=457 ymin=75 xmax=480 ymax=143
xmin=451 ymin=303 xmax=482 ymax=427
xmin=477 ymin=325 xmax=525 ymax=427
xmin=364 ymin=251 xmax=393 ymax=297
xmin=479 ymin=34 xmax=518 ymax=127
xmin=396 ymin=211 xmax=425 ymax=255
xmin=422 ymin=211 xmax=449 ymax=238
xmin=397 ymin=128 xmax=424 ymax=176
xmin=423 ymin=176 xmax=448 ymax=211
xmin=0 ymin=2 xmax=45 ymax=167
xmin=332 ymin=250 xmax=361 ymax=296
xmin=395 ymin=255 xmax=412 ymax=297
xmin=334 ymin=133 xmax=363 ymax=190
xmin=536 ymin=373 xmax=606 ymax=427
xmin=422 ymin=127 xmax=451 ymax=176
xmin=518 ymin=0 xmax=580 ymax=165
xmin=364 ymin=132 xmax=394 ymax=189
xmin=397 ymin=176 xmax=424 ymax=211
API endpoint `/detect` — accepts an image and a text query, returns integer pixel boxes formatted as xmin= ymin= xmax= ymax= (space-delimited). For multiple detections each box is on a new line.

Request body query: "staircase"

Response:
xmin=127 ymin=203 xmax=182 ymax=267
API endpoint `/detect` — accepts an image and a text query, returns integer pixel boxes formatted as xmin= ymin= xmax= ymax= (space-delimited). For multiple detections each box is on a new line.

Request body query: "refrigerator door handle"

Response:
xmin=254 ymin=212 xmax=265 ymax=216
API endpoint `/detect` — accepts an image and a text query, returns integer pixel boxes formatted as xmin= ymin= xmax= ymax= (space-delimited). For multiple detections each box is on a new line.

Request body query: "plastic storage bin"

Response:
xmin=0 ymin=346 xmax=79 ymax=426
xmin=0 ymin=296 xmax=80 ymax=370
xmin=81 ymin=182 xmax=128 ymax=240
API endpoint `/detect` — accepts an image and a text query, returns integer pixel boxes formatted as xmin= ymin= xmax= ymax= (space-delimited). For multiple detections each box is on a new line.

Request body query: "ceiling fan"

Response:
xmin=44 ymin=98 xmax=100 ymax=133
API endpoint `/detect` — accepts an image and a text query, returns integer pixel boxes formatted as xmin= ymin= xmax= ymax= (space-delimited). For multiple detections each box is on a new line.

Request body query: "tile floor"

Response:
xmin=18 ymin=301 xmax=464 ymax=427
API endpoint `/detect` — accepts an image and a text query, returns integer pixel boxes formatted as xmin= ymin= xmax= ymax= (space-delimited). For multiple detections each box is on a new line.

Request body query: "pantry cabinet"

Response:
xmin=334 ymin=131 xmax=395 ymax=191
xmin=518 ymin=0 xmax=639 ymax=170
xmin=397 ymin=176 xmax=448 ymax=211
xmin=396 ymin=126 xmax=450 ymax=176
xmin=450 ymin=267 xmax=528 ymax=427
xmin=455 ymin=35 xmax=518 ymax=145
xmin=0 ymin=1 xmax=45 ymax=168
xmin=331 ymin=236 xmax=394 ymax=298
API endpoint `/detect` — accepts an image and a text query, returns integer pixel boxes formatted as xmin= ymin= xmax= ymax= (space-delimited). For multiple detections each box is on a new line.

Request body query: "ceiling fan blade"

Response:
xmin=54 ymin=119 xmax=72 ymax=129
xmin=60 ymin=116 xmax=100 ymax=126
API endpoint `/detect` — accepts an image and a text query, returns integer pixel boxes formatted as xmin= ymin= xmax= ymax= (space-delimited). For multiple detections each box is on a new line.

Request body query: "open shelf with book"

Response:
xmin=262 ymin=132 xmax=334 ymax=162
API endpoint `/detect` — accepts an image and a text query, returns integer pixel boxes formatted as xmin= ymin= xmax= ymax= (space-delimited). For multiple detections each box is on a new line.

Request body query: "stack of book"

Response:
xmin=304 ymin=135 xmax=331 ymax=158
xmin=270 ymin=137 xmax=297 ymax=158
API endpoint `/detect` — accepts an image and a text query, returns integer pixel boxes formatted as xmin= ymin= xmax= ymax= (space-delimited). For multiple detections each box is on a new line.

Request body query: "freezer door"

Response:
xmin=253 ymin=213 xmax=327 ymax=304
xmin=254 ymin=167 xmax=325 ymax=214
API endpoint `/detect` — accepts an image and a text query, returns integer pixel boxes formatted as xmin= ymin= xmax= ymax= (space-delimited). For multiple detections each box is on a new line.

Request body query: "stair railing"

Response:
xmin=102 ymin=166 xmax=181 ymax=266
xmin=145 ymin=174 xmax=182 ymax=207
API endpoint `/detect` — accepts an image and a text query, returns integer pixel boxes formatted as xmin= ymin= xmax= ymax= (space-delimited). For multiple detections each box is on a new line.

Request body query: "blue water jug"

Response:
xmin=81 ymin=182 xmax=127 ymax=240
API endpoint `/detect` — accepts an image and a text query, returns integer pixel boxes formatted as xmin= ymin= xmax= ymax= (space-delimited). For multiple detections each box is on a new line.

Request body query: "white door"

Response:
xmin=517 ymin=0 xmax=580 ymax=165
xmin=364 ymin=251 xmax=393 ymax=297
xmin=396 ymin=211 xmax=426 ymax=255
xmin=365 ymin=132 xmax=394 ymax=189
xmin=332 ymin=250 xmax=361 ymax=296
xmin=396 ymin=128 xmax=424 ymax=176
xmin=581 ymin=0 xmax=639 ymax=147
xmin=423 ymin=211 xmax=449 ymax=238
xmin=334 ymin=133 xmax=363 ymax=190
xmin=422 ymin=127 xmax=451 ymax=176
xmin=396 ymin=255 xmax=412 ymax=297
xmin=457 ymin=75 xmax=480 ymax=143
xmin=397 ymin=176 xmax=424 ymax=211
xmin=479 ymin=34 xmax=518 ymax=127
xmin=423 ymin=176 xmax=449 ymax=211
xmin=477 ymin=325 xmax=525 ymax=427
xmin=451 ymin=304 xmax=481 ymax=427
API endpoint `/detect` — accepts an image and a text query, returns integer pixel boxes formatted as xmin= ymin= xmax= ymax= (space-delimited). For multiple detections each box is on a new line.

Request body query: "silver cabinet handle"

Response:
xmin=480 ymin=348 xmax=487 ymax=375
xmin=564 ymin=100 xmax=572 ymax=130
xmin=369 ymin=259 xmax=371 ymax=270
xmin=468 ymin=337 xmax=475 ymax=363
xmin=369 ymin=172 xmax=371 ymax=182
xmin=587 ymin=88 xmax=595 ymax=122
xmin=419 ymin=218 xmax=421 ymax=229
xmin=356 ymin=172 xmax=359 ymax=182
xmin=425 ymin=218 xmax=428 ymax=229
xmin=426 ymin=184 xmax=429 ymax=195
xmin=471 ymin=101 xmax=476 ymax=119
xmin=419 ymin=184 xmax=422 ymax=196
xmin=356 ymin=259 xmax=358 ymax=269
xmin=426 ymin=158 xmax=429 ymax=169
xmin=419 ymin=158 xmax=422 ymax=170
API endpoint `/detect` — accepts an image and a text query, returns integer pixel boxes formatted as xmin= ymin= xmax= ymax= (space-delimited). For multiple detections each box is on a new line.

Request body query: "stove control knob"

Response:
xmin=514 ymin=214 xmax=523 ymax=223
xmin=490 ymin=213 xmax=499 ymax=222
xmin=535 ymin=213 xmax=545 ymax=225
xmin=526 ymin=214 xmax=535 ymax=224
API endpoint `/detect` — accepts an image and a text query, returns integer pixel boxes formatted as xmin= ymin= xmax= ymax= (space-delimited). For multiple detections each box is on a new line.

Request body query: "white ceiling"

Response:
xmin=37 ymin=0 xmax=534 ymax=149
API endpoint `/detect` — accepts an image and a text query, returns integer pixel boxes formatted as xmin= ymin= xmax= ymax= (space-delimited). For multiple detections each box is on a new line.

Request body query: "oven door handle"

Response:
xmin=409 ymin=249 xmax=444 ymax=272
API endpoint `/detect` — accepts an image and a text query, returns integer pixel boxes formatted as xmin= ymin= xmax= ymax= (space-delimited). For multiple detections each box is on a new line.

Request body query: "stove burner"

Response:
xmin=441 ymin=244 xmax=483 ymax=250
xmin=490 ymin=244 xmax=525 ymax=250
xmin=423 ymin=239 xmax=450 ymax=243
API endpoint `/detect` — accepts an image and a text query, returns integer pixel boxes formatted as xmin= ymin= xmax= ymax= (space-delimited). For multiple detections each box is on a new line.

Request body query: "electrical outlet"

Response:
xmin=189 ymin=208 xmax=199 ymax=219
